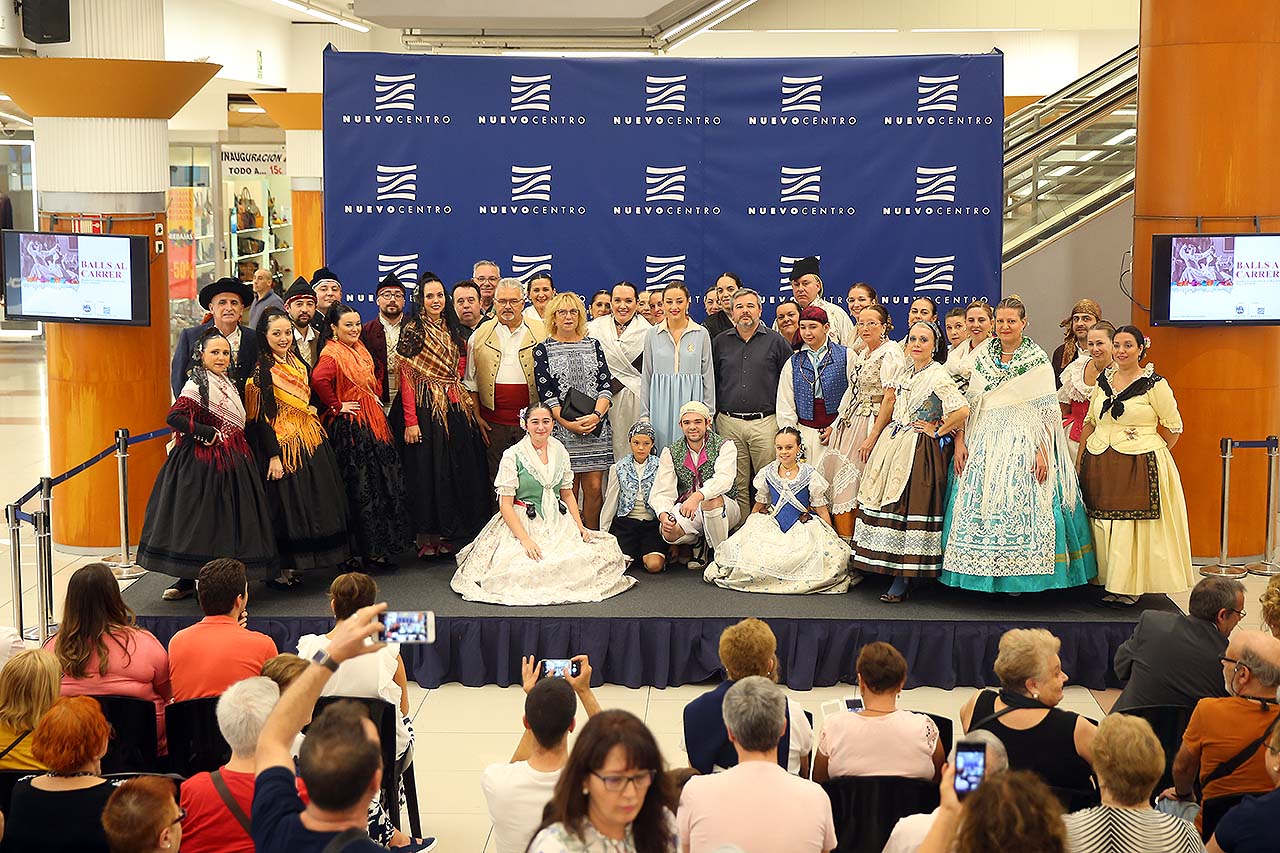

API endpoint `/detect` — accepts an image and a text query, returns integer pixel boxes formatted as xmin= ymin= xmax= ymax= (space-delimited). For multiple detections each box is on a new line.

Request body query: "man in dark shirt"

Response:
xmin=1112 ymin=576 xmax=1246 ymax=712
xmin=252 ymin=602 xmax=402 ymax=853
xmin=712 ymin=288 xmax=794 ymax=520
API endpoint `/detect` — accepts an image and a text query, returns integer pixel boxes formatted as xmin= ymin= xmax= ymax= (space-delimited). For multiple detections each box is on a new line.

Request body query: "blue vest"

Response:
xmin=791 ymin=344 xmax=848 ymax=422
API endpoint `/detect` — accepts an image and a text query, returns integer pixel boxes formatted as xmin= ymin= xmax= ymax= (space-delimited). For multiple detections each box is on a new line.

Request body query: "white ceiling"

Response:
xmin=354 ymin=0 xmax=710 ymax=33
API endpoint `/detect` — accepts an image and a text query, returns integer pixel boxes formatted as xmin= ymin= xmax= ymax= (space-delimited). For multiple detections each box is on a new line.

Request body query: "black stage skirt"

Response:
xmin=248 ymin=435 xmax=352 ymax=571
xmin=137 ymin=443 xmax=278 ymax=580
xmin=326 ymin=416 xmax=410 ymax=561
xmin=851 ymin=435 xmax=953 ymax=579
xmin=390 ymin=395 xmax=492 ymax=547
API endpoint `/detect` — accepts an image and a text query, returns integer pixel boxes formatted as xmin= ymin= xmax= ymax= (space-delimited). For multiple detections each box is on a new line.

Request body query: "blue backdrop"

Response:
xmin=323 ymin=49 xmax=1003 ymax=320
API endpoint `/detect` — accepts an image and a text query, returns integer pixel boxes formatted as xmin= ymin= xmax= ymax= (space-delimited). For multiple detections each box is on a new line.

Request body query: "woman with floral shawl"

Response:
xmin=941 ymin=296 xmax=1097 ymax=594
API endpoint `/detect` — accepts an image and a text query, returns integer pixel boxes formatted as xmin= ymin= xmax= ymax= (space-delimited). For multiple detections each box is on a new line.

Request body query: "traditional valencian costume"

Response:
xmin=1058 ymin=351 xmax=1093 ymax=459
xmin=391 ymin=312 xmax=491 ymax=550
xmin=138 ymin=329 xmax=278 ymax=580
xmin=941 ymin=336 xmax=1097 ymax=593
xmin=451 ymin=433 xmax=634 ymax=605
xmin=244 ymin=337 xmax=350 ymax=575
xmin=775 ymin=305 xmax=851 ymax=500
xmin=1079 ymin=363 xmax=1193 ymax=600
xmin=312 ymin=328 xmax=410 ymax=566
xmin=704 ymin=460 xmax=852 ymax=594
xmin=600 ymin=421 xmax=665 ymax=569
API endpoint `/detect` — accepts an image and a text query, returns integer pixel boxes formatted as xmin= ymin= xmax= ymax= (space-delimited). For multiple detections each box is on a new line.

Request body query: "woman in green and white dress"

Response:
xmin=452 ymin=402 xmax=634 ymax=606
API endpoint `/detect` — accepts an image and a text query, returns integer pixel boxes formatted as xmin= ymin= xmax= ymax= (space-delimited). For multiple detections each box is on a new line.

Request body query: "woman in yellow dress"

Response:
xmin=1077 ymin=325 xmax=1193 ymax=605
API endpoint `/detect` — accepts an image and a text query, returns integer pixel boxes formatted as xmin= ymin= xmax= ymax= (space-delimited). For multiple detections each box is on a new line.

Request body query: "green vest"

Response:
xmin=669 ymin=431 xmax=737 ymax=500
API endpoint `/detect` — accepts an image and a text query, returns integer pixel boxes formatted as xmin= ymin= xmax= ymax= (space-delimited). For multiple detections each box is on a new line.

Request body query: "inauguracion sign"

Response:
xmin=322 ymin=50 xmax=1004 ymax=315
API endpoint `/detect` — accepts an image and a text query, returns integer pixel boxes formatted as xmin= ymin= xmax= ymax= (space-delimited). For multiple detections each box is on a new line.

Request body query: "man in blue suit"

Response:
xmin=170 ymin=277 xmax=259 ymax=397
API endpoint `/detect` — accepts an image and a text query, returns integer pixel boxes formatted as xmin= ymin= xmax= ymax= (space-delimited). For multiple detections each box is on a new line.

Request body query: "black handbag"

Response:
xmin=561 ymin=387 xmax=605 ymax=437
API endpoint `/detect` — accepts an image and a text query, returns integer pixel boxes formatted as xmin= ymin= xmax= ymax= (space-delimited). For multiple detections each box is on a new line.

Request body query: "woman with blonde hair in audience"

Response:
xmin=919 ymin=768 xmax=1067 ymax=853
xmin=1 ymin=696 xmax=116 ymax=853
xmin=1258 ymin=575 xmax=1280 ymax=637
xmin=44 ymin=562 xmax=172 ymax=752
xmin=101 ymin=775 xmax=183 ymax=853
xmin=0 ymin=649 xmax=60 ymax=770
xmin=813 ymin=642 xmax=944 ymax=783
xmin=1064 ymin=714 xmax=1203 ymax=853
xmin=960 ymin=628 xmax=1097 ymax=801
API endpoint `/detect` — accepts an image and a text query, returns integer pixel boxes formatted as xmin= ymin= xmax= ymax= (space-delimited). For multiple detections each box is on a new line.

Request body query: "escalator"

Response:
xmin=1002 ymin=47 xmax=1138 ymax=267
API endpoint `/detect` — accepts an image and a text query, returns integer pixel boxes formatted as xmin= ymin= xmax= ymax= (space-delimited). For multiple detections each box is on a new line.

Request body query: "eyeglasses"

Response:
xmin=592 ymin=770 xmax=656 ymax=793
xmin=172 ymin=806 xmax=187 ymax=826
xmin=495 ymin=298 xmax=522 ymax=307
xmin=1228 ymin=608 xmax=1248 ymax=618
xmin=474 ymin=275 xmax=500 ymax=284
xmin=1219 ymin=656 xmax=1249 ymax=670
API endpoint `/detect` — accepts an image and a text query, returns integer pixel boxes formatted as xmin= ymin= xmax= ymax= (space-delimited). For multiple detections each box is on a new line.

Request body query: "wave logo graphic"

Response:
xmin=781 ymin=75 xmax=823 ymax=112
xmin=646 ymin=75 xmax=687 ymax=112
xmin=914 ymin=255 xmax=956 ymax=291
xmin=645 ymin=255 xmax=686 ymax=286
xmin=778 ymin=254 xmax=820 ymax=288
xmin=645 ymin=166 xmax=687 ymax=203
xmin=377 ymin=253 xmax=419 ymax=283
xmin=511 ymin=253 xmax=553 ymax=282
xmin=917 ymin=75 xmax=959 ymax=112
xmin=374 ymin=73 xmax=415 ymax=111
xmin=915 ymin=165 xmax=957 ymax=203
xmin=780 ymin=166 xmax=821 ymax=204
xmin=510 ymin=74 xmax=552 ymax=111
xmin=375 ymin=164 xmax=417 ymax=202
xmin=511 ymin=165 xmax=553 ymax=202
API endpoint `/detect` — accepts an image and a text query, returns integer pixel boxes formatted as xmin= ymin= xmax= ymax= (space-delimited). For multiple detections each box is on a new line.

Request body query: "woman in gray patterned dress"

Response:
xmin=533 ymin=292 xmax=615 ymax=528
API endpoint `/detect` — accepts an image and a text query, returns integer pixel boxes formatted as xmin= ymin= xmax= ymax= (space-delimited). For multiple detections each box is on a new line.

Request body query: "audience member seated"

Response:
xmin=959 ymin=628 xmax=1096 ymax=797
xmin=296 ymin=573 xmax=414 ymax=761
xmin=0 ymin=649 xmax=60 ymax=771
xmin=481 ymin=655 xmax=602 ymax=853
xmin=812 ymin=642 xmax=943 ymax=783
xmin=678 ymin=677 xmax=836 ymax=853
xmin=1112 ymin=576 xmax=1244 ymax=712
xmin=1207 ymin=715 xmax=1280 ymax=853
xmin=251 ymin=601 xmax=419 ymax=853
xmin=527 ymin=709 xmax=676 ymax=853
xmin=683 ymin=618 xmax=813 ymax=776
xmin=1064 ymin=714 xmax=1203 ymax=853
xmin=44 ymin=562 xmax=172 ymax=751
xmin=168 ymin=559 xmax=278 ymax=701
xmin=101 ymin=775 xmax=183 ymax=853
xmin=917 ymin=768 xmax=1067 ymax=853
xmin=0 ymin=627 xmax=23 ymax=669
xmin=1164 ymin=630 xmax=1280 ymax=839
xmin=883 ymin=731 xmax=1009 ymax=853
xmin=1260 ymin=576 xmax=1280 ymax=639
xmin=180 ymin=676 xmax=280 ymax=853
xmin=0 ymin=696 xmax=115 ymax=853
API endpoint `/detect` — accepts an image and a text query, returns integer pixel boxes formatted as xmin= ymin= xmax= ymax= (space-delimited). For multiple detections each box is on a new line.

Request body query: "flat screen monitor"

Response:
xmin=1151 ymin=233 xmax=1280 ymax=326
xmin=1 ymin=230 xmax=151 ymax=326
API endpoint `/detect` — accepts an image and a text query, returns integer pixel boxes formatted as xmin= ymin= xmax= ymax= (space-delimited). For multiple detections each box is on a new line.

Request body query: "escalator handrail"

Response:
xmin=1004 ymin=77 xmax=1138 ymax=172
xmin=1004 ymin=46 xmax=1138 ymax=147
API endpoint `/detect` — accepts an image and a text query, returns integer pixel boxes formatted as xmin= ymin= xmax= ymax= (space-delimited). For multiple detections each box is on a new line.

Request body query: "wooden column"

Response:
xmin=1133 ymin=0 xmax=1280 ymax=556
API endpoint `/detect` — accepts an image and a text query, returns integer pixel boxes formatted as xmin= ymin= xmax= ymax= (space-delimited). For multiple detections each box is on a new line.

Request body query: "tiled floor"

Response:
xmin=2 ymin=338 xmax=1277 ymax=850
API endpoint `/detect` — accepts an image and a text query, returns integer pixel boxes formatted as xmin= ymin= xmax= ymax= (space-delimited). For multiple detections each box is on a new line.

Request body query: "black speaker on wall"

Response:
xmin=21 ymin=0 xmax=72 ymax=44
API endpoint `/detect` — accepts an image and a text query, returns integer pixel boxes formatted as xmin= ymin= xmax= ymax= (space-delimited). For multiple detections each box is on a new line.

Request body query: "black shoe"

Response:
xmin=364 ymin=556 xmax=398 ymax=574
xmin=162 ymin=578 xmax=195 ymax=601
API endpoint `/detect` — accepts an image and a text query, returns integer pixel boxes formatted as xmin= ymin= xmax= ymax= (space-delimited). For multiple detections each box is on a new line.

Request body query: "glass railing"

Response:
xmin=1004 ymin=46 xmax=1138 ymax=154
xmin=1002 ymin=57 xmax=1138 ymax=266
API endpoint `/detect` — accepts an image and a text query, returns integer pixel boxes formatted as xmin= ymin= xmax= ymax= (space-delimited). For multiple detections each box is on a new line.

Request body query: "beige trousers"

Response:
xmin=715 ymin=414 xmax=778 ymax=522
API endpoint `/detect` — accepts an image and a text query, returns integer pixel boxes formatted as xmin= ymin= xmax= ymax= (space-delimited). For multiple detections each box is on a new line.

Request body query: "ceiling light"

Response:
xmin=500 ymin=50 xmax=655 ymax=57
xmin=911 ymin=27 xmax=1043 ymax=33
xmin=234 ymin=105 xmax=267 ymax=113
xmin=667 ymin=0 xmax=760 ymax=50
xmin=0 ymin=112 xmax=32 ymax=127
xmin=764 ymin=28 xmax=897 ymax=33
xmin=662 ymin=0 xmax=743 ymax=40
xmin=0 ymin=94 xmax=11 ymax=101
xmin=269 ymin=0 xmax=370 ymax=33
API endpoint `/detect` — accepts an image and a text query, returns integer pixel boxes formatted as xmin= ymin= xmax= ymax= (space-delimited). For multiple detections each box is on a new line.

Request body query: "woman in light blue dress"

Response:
xmin=940 ymin=296 xmax=1097 ymax=594
xmin=639 ymin=281 xmax=715 ymax=450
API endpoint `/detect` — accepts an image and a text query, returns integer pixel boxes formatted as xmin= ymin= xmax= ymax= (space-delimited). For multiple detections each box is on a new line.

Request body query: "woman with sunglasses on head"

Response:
xmin=139 ymin=327 xmax=277 ymax=601
xmin=451 ymin=402 xmax=633 ymax=606
xmin=528 ymin=709 xmax=676 ymax=853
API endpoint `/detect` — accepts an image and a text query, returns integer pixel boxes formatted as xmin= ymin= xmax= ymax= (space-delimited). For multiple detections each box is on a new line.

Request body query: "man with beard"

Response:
xmin=310 ymin=266 xmax=344 ymax=345
xmin=1051 ymin=298 xmax=1102 ymax=389
xmin=361 ymin=272 xmax=409 ymax=414
xmin=283 ymin=277 xmax=320 ymax=367
xmin=464 ymin=277 xmax=546 ymax=477
xmin=586 ymin=281 xmax=652 ymax=464
xmin=473 ymin=259 xmax=501 ymax=320
xmin=650 ymin=402 xmax=741 ymax=564
xmin=170 ymin=277 xmax=258 ymax=396
xmin=453 ymin=279 xmax=485 ymax=336
xmin=772 ymin=257 xmax=856 ymax=346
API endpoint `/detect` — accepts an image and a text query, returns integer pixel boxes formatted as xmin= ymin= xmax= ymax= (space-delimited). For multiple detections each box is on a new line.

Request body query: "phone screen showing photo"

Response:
xmin=382 ymin=611 xmax=434 ymax=644
xmin=541 ymin=659 xmax=580 ymax=679
xmin=954 ymin=744 xmax=986 ymax=799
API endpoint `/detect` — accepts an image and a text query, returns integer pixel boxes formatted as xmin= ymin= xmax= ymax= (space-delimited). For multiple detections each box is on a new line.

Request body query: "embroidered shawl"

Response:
xmin=399 ymin=316 xmax=476 ymax=437
xmin=321 ymin=339 xmax=392 ymax=443
xmin=244 ymin=353 xmax=326 ymax=474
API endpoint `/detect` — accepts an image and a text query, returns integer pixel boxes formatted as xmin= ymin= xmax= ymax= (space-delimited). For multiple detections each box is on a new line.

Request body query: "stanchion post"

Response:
xmin=30 ymin=509 xmax=55 ymax=644
xmin=105 ymin=428 xmax=145 ymax=581
xmin=5 ymin=503 xmax=22 ymax=637
xmin=38 ymin=477 xmax=54 ymax=627
xmin=1248 ymin=436 xmax=1280 ymax=577
xmin=1203 ymin=437 xmax=1248 ymax=578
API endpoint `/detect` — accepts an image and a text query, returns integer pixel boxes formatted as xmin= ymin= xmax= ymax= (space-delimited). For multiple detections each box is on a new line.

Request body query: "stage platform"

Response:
xmin=125 ymin=560 xmax=1176 ymax=692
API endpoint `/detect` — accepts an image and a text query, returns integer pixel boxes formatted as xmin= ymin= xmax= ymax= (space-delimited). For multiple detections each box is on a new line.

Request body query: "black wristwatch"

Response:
xmin=310 ymin=649 xmax=340 ymax=673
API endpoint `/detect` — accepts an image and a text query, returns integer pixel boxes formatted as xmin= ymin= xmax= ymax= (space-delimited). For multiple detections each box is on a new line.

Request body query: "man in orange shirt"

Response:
xmin=1166 ymin=629 xmax=1280 ymax=837
xmin=169 ymin=559 xmax=278 ymax=702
